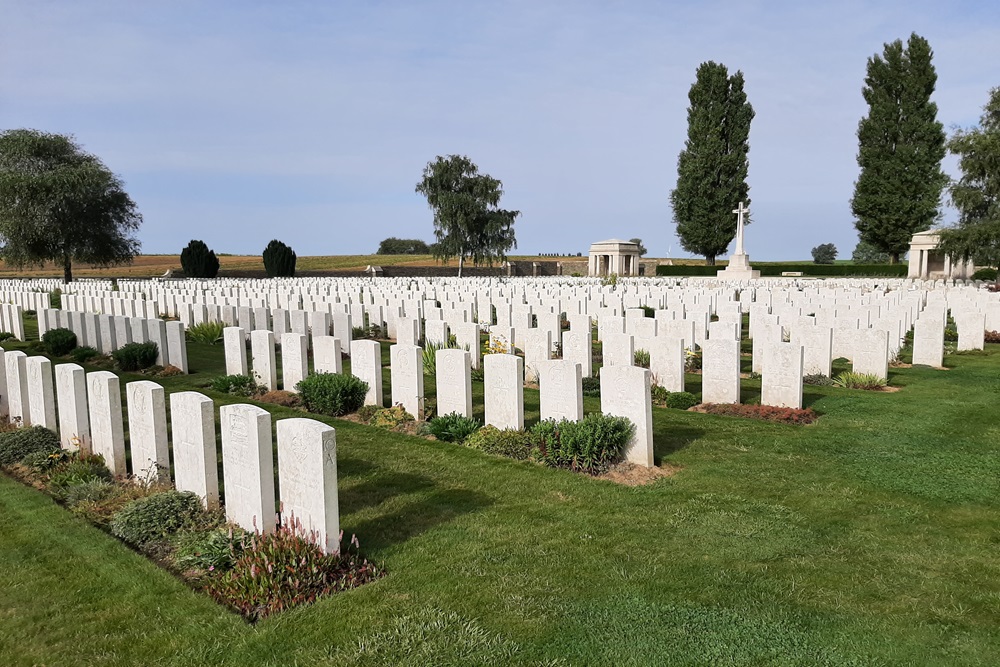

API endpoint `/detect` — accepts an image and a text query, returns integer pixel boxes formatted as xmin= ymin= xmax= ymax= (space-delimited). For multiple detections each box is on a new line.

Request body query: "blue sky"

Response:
xmin=2 ymin=1 xmax=999 ymax=260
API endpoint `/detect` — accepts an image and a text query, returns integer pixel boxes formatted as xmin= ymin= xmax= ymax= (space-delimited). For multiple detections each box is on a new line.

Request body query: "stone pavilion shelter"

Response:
xmin=588 ymin=239 xmax=641 ymax=277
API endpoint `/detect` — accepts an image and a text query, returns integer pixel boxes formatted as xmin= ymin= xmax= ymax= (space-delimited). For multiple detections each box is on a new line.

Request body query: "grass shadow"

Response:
xmin=339 ymin=470 xmax=436 ymax=516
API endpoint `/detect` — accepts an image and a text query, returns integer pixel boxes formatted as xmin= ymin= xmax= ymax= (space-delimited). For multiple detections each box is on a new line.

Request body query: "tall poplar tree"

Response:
xmin=851 ymin=33 xmax=947 ymax=264
xmin=670 ymin=61 xmax=754 ymax=265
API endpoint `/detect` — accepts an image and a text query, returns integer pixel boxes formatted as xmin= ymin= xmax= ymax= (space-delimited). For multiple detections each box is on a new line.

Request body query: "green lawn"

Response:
xmin=2 ymin=325 xmax=999 ymax=665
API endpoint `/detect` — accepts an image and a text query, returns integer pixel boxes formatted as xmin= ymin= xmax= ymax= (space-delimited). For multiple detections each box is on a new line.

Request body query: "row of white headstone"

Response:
xmin=0 ymin=349 xmax=342 ymax=554
xmin=42 ymin=308 xmax=189 ymax=373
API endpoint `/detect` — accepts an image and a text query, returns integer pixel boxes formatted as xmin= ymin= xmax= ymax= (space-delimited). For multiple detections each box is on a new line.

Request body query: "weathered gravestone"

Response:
xmin=221 ymin=403 xmax=276 ymax=534
xmin=350 ymin=339 xmax=383 ymax=407
xmin=170 ymin=391 xmax=219 ymax=509
xmin=538 ymin=360 xmax=583 ymax=422
xmin=126 ymin=381 xmax=169 ymax=481
xmin=251 ymin=330 xmax=278 ymax=390
xmin=223 ymin=326 xmax=248 ymax=376
xmin=87 ymin=371 xmax=126 ymax=475
xmin=484 ymin=353 xmax=524 ymax=430
xmin=313 ymin=336 xmax=343 ymax=375
xmin=436 ymin=348 xmax=472 ymax=417
xmin=600 ymin=365 xmax=652 ymax=467
xmin=701 ymin=338 xmax=741 ymax=404
xmin=55 ymin=363 xmax=89 ymax=450
xmin=761 ymin=342 xmax=804 ymax=409
xmin=390 ymin=344 xmax=424 ymax=419
xmin=280 ymin=333 xmax=308 ymax=392
xmin=277 ymin=418 xmax=340 ymax=554
xmin=25 ymin=356 xmax=56 ymax=430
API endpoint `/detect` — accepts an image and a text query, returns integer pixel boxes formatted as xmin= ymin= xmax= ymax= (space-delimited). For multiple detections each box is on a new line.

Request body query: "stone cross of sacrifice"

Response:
xmin=732 ymin=201 xmax=749 ymax=255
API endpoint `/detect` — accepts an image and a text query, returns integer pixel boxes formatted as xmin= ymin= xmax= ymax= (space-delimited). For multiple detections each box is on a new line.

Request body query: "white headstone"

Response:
xmin=169 ymin=391 xmax=219 ymax=509
xmin=852 ymin=328 xmax=889 ymax=380
xmin=25 ymin=356 xmax=56 ymax=430
xmin=600 ymin=365 xmax=653 ymax=467
xmin=562 ymin=330 xmax=593 ymax=379
xmin=649 ymin=336 xmax=685 ymax=392
xmin=484 ymin=353 xmax=524 ymax=430
xmin=538 ymin=360 xmax=583 ymax=422
xmin=350 ymin=339 xmax=383 ymax=407
xmin=314 ymin=336 xmax=344 ymax=375
xmin=435 ymin=348 xmax=472 ymax=417
xmin=761 ymin=342 xmax=804 ymax=409
xmin=165 ymin=320 xmax=188 ymax=373
xmin=126 ymin=380 xmax=169 ymax=481
xmin=221 ymin=403 xmax=276 ymax=534
xmin=912 ymin=318 xmax=944 ymax=367
xmin=390 ymin=344 xmax=424 ymax=419
xmin=55 ymin=363 xmax=89 ymax=451
xmin=277 ymin=418 xmax=340 ymax=554
xmin=87 ymin=371 xmax=126 ymax=475
xmin=602 ymin=333 xmax=634 ymax=368
xmin=223 ymin=326 xmax=248 ymax=376
xmin=250 ymin=329 xmax=278 ymax=390
xmin=701 ymin=338 xmax=741 ymax=404
xmin=5 ymin=351 xmax=30 ymax=426
xmin=280 ymin=333 xmax=309 ymax=392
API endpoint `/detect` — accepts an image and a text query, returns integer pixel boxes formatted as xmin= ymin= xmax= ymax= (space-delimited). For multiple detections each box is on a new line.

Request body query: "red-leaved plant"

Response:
xmin=205 ymin=514 xmax=382 ymax=622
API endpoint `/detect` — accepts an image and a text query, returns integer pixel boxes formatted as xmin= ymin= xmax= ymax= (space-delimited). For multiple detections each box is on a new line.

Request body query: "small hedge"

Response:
xmin=110 ymin=491 xmax=204 ymax=546
xmin=428 ymin=413 xmax=481 ymax=443
xmin=211 ymin=374 xmax=264 ymax=397
xmin=465 ymin=426 xmax=534 ymax=460
xmin=42 ymin=327 xmax=77 ymax=356
xmin=0 ymin=426 xmax=60 ymax=467
xmin=112 ymin=342 xmax=159 ymax=371
xmin=296 ymin=373 xmax=368 ymax=417
xmin=70 ymin=346 xmax=101 ymax=363
xmin=656 ymin=263 xmax=909 ymax=277
xmin=972 ymin=268 xmax=998 ymax=282
xmin=651 ymin=387 xmax=699 ymax=410
xmin=531 ymin=413 xmax=634 ymax=474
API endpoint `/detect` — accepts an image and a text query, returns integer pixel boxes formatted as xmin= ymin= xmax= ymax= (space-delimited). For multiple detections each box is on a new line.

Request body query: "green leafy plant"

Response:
xmin=112 ymin=341 xmax=159 ymax=371
xmin=20 ymin=448 xmax=70 ymax=472
xmin=650 ymin=386 xmax=699 ymax=409
xmin=369 ymin=404 xmax=414 ymax=430
xmin=428 ymin=412 xmax=481 ymax=443
xmin=262 ymin=239 xmax=297 ymax=278
xmin=0 ymin=332 xmax=17 ymax=341
xmin=465 ymin=426 xmax=533 ymax=460
xmin=41 ymin=327 xmax=77 ymax=356
xmin=296 ymin=373 xmax=369 ymax=417
xmin=972 ymin=268 xmax=998 ymax=282
xmin=70 ymin=346 xmax=101 ymax=363
xmin=60 ymin=478 xmax=118 ymax=506
xmin=832 ymin=372 xmax=888 ymax=390
xmin=180 ymin=239 xmax=220 ymax=278
xmin=186 ymin=321 xmax=225 ymax=344
xmin=803 ymin=373 xmax=835 ymax=386
xmin=633 ymin=349 xmax=650 ymax=368
xmin=110 ymin=491 xmax=205 ymax=546
xmin=530 ymin=413 xmax=635 ymax=474
xmin=0 ymin=426 xmax=60 ymax=467
xmin=685 ymin=347 xmax=702 ymax=371
xmin=204 ymin=517 xmax=382 ymax=622
xmin=50 ymin=455 xmax=114 ymax=497
xmin=173 ymin=527 xmax=248 ymax=572
xmin=581 ymin=376 xmax=601 ymax=397
xmin=210 ymin=374 xmax=264 ymax=397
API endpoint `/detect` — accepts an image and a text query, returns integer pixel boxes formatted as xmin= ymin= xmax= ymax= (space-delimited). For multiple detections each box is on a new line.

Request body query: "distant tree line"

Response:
xmin=377 ymin=237 xmax=431 ymax=255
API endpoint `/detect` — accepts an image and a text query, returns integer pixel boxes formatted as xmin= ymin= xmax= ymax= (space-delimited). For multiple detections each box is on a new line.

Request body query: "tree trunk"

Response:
xmin=889 ymin=253 xmax=900 ymax=265
xmin=705 ymin=255 xmax=716 ymax=266
xmin=457 ymin=254 xmax=465 ymax=278
xmin=62 ymin=252 xmax=73 ymax=283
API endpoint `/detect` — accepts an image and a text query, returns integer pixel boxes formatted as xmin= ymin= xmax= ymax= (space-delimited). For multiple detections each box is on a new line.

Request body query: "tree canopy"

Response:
xmin=811 ymin=243 xmax=838 ymax=264
xmin=851 ymin=33 xmax=948 ymax=264
xmin=629 ymin=238 xmax=648 ymax=257
xmin=851 ymin=239 xmax=890 ymax=264
xmin=377 ymin=237 xmax=431 ymax=255
xmin=180 ymin=239 xmax=220 ymax=279
xmin=670 ymin=61 xmax=754 ymax=265
xmin=262 ymin=239 xmax=296 ymax=278
xmin=415 ymin=155 xmax=519 ymax=277
xmin=0 ymin=129 xmax=141 ymax=282
xmin=937 ymin=87 xmax=1000 ymax=275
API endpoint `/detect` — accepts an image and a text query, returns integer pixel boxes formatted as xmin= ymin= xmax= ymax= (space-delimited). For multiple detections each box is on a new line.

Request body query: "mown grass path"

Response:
xmin=2 ymin=326 xmax=999 ymax=665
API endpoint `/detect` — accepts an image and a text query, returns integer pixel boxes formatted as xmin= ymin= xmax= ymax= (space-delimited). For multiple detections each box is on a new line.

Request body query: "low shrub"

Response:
xmin=355 ymin=404 xmax=380 ymax=423
xmin=187 ymin=321 xmax=225 ymax=345
xmin=62 ymin=478 xmax=118 ymax=505
xmin=296 ymin=373 xmax=369 ymax=417
xmin=833 ymin=371 xmax=888 ymax=390
xmin=428 ymin=412 xmax=481 ymax=443
xmin=112 ymin=342 xmax=159 ymax=372
xmin=369 ymin=404 xmax=414 ymax=429
xmin=70 ymin=346 xmax=101 ymax=363
xmin=49 ymin=455 xmax=114 ymax=492
xmin=0 ymin=332 xmax=15 ymax=341
xmin=0 ymin=426 xmax=60 ymax=467
xmin=352 ymin=325 xmax=383 ymax=340
xmin=985 ymin=330 xmax=1000 ymax=344
xmin=173 ymin=527 xmax=248 ymax=572
xmin=465 ymin=426 xmax=534 ymax=460
xmin=42 ymin=327 xmax=77 ymax=356
xmin=650 ymin=387 xmax=698 ymax=410
xmin=257 ymin=390 xmax=302 ymax=408
xmin=210 ymin=374 xmax=264 ymax=397
xmin=698 ymin=403 xmax=818 ymax=424
xmin=633 ymin=349 xmax=650 ymax=368
xmin=581 ymin=376 xmax=601 ymax=397
xmin=204 ymin=518 xmax=382 ymax=622
xmin=530 ymin=413 xmax=635 ymax=474
xmin=972 ymin=268 xmax=998 ymax=282
xmin=803 ymin=373 xmax=835 ymax=386
xmin=20 ymin=449 xmax=69 ymax=472
xmin=110 ymin=490 xmax=205 ymax=546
